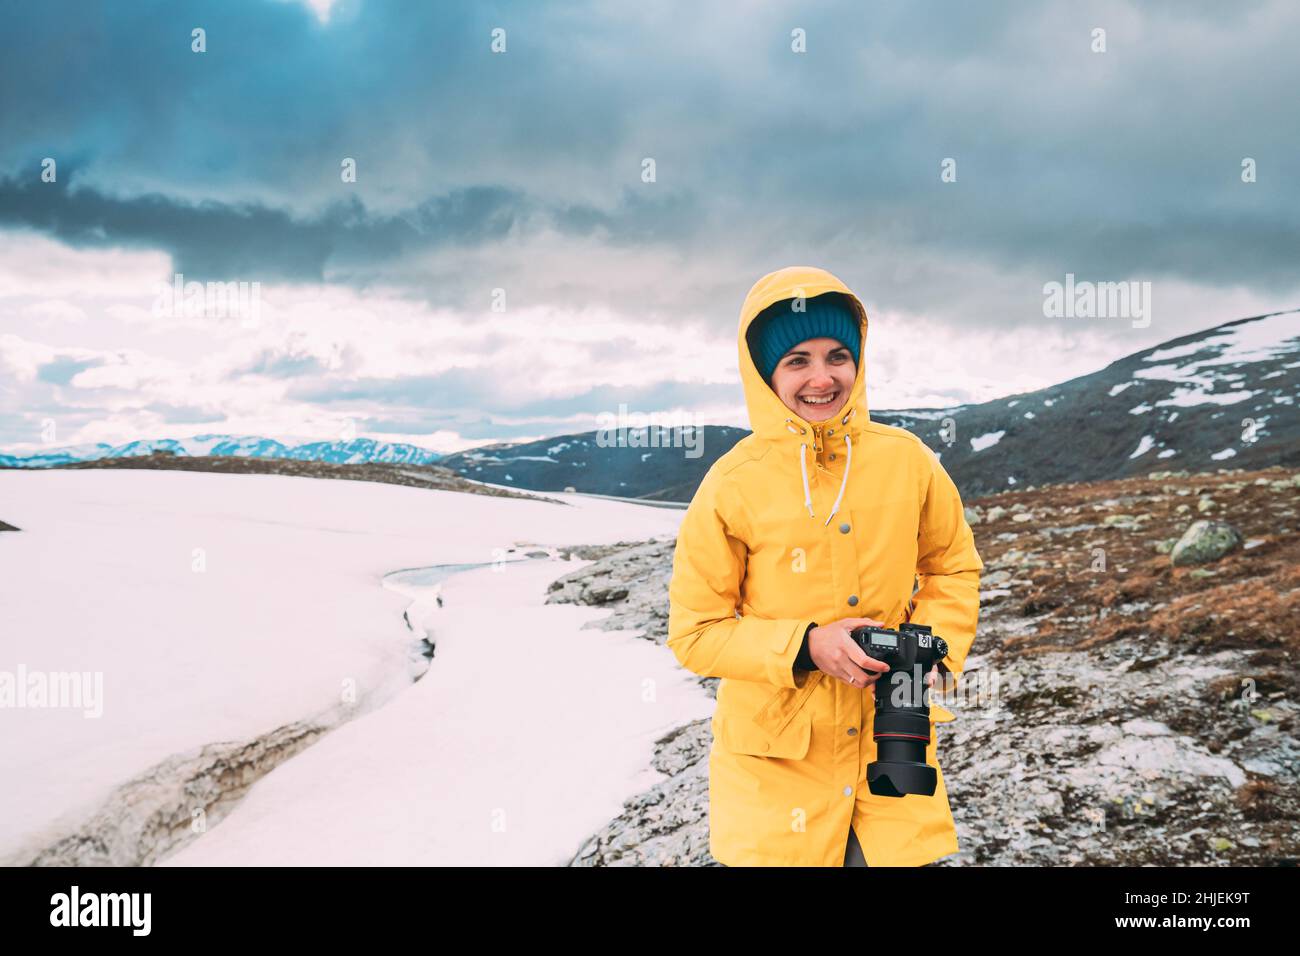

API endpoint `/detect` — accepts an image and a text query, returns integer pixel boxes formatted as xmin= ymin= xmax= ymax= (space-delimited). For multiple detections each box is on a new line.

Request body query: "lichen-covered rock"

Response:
xmin=1170 ymin=520 xmax=1242 ymax=566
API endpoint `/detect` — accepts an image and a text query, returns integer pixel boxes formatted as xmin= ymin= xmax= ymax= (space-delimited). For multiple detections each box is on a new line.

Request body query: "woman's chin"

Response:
xmin=793 ymin=398 xmax=844 ymax=422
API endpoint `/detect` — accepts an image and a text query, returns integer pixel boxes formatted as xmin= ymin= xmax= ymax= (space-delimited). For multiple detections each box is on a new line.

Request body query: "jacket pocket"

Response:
xmin=714 ymin=710 xmax=812 ymax=760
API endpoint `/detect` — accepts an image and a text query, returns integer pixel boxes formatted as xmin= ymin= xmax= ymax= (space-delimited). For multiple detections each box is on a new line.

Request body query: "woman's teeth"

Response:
xmin=800 ymin=393 xmax=836 ymax=405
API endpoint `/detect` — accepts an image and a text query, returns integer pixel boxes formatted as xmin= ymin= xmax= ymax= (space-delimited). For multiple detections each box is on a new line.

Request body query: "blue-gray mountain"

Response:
xmin=0 ymin=436 xmax=442 ymax=469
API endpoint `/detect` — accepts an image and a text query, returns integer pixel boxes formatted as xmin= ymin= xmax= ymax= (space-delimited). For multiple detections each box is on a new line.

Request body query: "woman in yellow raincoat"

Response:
xmin=667 ymin=265 xmax=983 ymax=867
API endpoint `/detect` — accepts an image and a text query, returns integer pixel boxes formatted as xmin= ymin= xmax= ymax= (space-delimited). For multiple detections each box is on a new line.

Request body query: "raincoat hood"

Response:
xmin=738 ymin=266 xmax=870 ymax=526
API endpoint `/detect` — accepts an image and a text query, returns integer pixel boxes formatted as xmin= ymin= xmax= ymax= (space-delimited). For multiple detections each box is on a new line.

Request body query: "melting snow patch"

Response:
xmin=1144 ymin=341 xmax=1212 ymax=362
xmin=892 ymin=408 xmax=957 ymax=420
xmin=1210 ymin=448 xmax=1237 ymax=460
xmin=1007 ymin=476 xmax=1018 ymax=485
xmin=1023 ymin=411 xmax=1035 ymax=419
xmin=1157 ymin=448 xmax=1176 ymax=458
xmin=1109 ymin=382 xmax=1134 ymax=396
xmin=1147 ymin=312 xmax=1300 ymax=368
xmin=1129 ymin=436 xmax=1156 ymax=459
xmin=1157 ymin=387 xmax=1257 ymax=407
xmin=1129 ymin=403 xmax=1152 ymax=415
xmin=970 ymin=430 xmax=1006 ymax=452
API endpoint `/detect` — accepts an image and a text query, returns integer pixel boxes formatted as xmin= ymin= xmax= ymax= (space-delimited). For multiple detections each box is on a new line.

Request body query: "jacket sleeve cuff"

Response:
xmin=793 ymin=622 xmax=819 ymax=673
xmin=769 ymin=619 xmax=819 ymax=688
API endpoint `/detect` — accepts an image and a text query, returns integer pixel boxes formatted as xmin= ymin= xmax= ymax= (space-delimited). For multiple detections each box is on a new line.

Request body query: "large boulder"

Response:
xmin=1170 ymin=519 xmax=1242 ymax=567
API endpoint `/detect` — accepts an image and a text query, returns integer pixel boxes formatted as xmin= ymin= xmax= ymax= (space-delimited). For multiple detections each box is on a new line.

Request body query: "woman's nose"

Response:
xmin=806 ymin=365 xmax=835 ymax=387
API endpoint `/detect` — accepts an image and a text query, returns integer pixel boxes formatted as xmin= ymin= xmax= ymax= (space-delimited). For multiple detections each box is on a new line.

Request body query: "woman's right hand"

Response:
xmin=808 ymin=618 xmax=891 ymax=689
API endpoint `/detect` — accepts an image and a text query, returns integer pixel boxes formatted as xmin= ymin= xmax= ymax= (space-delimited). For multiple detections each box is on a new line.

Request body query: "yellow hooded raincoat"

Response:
xmin=667 ymin=265 xmax=983 ymax=867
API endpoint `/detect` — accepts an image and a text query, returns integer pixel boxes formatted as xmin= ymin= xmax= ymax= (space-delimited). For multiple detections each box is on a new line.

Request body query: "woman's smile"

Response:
xmin=771 ymin=337 xmax=856 ymax=422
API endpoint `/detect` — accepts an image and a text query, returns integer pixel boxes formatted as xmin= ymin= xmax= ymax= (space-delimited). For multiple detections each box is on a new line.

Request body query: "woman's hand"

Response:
xmin=807 ymin=618 xmax=891 ymax=688
xmin=809 ymin=618 xmax=943 ymax=693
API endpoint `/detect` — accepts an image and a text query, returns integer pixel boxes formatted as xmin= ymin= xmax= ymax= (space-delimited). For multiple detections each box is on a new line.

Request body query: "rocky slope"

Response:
xmin=548 ymin=465 xmax=1300 ymax=866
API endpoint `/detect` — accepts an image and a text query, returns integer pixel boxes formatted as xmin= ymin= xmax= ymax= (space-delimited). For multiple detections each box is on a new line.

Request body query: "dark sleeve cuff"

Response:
xmin=794 ymin=622 xmax=819 ymax=672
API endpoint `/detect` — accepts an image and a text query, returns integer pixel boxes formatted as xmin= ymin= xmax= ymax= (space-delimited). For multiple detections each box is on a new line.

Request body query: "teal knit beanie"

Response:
xmin=747 ymin=291 xmax=861 ymax=385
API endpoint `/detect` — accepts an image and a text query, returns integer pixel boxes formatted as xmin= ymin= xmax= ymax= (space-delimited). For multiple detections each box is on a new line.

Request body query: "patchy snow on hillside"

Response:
xmin=1144 ymin=311 xmax=1300 ymax=367
xmin=970 ymin=430 xmax=1006 ymax=452
xmin=1129 ymin=436 xmax=1156 ymax=459
xmin=1132 ymin=312 xmax=1300 ymax=408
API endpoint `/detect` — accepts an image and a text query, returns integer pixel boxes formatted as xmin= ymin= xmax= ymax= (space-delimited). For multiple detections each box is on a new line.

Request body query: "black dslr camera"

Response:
xmin=848 ymin=623 xmax=948 ymax=798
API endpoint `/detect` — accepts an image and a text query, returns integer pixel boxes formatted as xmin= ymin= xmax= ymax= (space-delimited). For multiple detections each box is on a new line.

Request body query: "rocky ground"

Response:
xmin=547 ymin=465 xmax=1300 ymax=866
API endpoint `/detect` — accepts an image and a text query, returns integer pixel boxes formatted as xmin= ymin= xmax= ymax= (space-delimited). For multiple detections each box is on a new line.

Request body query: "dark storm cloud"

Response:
xmin=0 ymin=170 xmax=700 ymax=287
xmin=0 ymin=171 xmax=538 ymax=284
xmin=0 ymin=0 xmax=1297 ymax=322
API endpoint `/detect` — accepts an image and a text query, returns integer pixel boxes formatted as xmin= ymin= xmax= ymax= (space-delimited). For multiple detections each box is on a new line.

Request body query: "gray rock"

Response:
xmin=1170 ymin=520 xmax=1242 ymax=567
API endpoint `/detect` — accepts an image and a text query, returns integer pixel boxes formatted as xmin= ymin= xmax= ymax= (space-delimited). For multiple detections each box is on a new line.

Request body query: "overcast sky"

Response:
xmin=2 ymin=0 xmax=1297 ymax=453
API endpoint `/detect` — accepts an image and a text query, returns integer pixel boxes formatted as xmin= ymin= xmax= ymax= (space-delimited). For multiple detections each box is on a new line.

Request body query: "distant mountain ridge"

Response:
xmin=436 ymin=427 xmax=753 ymax=501
xmin=0 ymin=435 xmax=442 ymax=469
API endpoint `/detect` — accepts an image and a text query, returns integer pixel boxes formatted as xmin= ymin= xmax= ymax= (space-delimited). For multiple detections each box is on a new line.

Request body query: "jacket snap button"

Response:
xmin=839 ymin=522 xmax=850 ymax=533
xmin=843 ymin=786 xmax=853 ymax=796
xmin=847 ymin=728 xmax=858 ymax=736
xmin=827 ymin=428 xmax=834 ymax=435
xmin=829 ymin=453 xmax=836 ymax=461
xmin=847 ymin=595 xmax=859 ymax=606
xmin=761 ymin=742 xmax=770 ymax=753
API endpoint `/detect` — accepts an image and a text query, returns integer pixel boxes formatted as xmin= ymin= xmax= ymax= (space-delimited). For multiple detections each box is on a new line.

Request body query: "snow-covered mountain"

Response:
xmin=0 ymin=435 xmax=442 ymax=468
xmin=876 ymin=307 xmax=1300 ymax=497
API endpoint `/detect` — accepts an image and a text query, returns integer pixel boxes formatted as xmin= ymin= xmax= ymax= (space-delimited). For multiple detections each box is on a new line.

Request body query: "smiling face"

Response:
xmin=769 ymin=337 xmax=856 ymax=422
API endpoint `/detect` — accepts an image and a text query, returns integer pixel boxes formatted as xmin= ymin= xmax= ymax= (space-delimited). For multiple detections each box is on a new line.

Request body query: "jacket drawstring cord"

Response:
xmin=822 ymin=434 xmax=851 ymax=526
xmin=791 ymin=413 xmax=853 ymax=524
xmin=799 ymin=442 xmax=815 ymax=518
